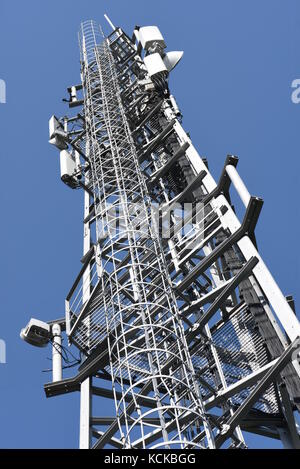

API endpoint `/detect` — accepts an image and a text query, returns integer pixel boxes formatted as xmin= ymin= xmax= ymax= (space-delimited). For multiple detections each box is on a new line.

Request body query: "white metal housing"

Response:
xmin=138 ymin=26 xmax=166 ymax=50
xmin=143 ymin=53 xmax=168 ymax=76
xmin=20 ymin=318 xmax=50 ymax=348
xmin=60 ymin=149 xmax=76 ymax=181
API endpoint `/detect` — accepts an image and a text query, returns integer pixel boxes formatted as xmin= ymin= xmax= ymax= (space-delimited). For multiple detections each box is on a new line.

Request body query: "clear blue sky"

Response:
xmin=0 ymin=0 xmax=299 ymax=448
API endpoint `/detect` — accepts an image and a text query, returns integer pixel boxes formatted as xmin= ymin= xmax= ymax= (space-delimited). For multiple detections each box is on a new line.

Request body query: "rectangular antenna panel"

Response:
xmin=138 ymin=26 xmax=166 ymax=50
xmin=60 ymin=150 xmax=76 ymax=179
xmin=144 ymin=53 xmax=167 ymax=77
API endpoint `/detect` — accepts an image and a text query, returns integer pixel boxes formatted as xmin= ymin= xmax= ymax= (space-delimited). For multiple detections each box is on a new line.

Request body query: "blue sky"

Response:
xmin=0 ymin=0 xmax=299 ymax=448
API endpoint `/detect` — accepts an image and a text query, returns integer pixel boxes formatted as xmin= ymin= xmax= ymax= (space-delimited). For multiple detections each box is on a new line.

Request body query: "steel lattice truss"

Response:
xmin=43 ymin=20 xmax=300 ymax=449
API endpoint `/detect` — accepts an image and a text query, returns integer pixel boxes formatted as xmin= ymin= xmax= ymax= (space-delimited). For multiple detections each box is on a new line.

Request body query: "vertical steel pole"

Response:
xmin=52 ymin=324 xmax=62 ymax=382
xmin=79 ymin=378 xmax=92 ymax=448
xmin=79 ymin=169 xmax=92 ymax=449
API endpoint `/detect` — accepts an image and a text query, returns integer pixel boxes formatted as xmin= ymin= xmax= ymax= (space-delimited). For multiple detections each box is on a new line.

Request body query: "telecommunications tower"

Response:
xmin=21 ymin=16 xmax=300 ymax=449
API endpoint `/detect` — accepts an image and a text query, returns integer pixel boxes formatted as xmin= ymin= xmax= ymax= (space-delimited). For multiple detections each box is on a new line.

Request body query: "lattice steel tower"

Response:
xmin=22 ymin=16 xmax=300 ymax=449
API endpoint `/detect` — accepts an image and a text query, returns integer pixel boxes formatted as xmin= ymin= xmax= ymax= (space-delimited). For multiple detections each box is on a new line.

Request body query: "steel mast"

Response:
xmin=23 ymin=17 xmax=300 ymax=449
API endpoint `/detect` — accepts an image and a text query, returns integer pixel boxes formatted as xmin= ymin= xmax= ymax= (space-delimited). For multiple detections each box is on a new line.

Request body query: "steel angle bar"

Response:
xmin=132 ymin=100 xmax=164 ymax=134
xmin=175 ymin=224 xmax=221 ymax=271
xmin=147 ymin=142 xmax=190 ymax=188
xmin=179 ymin=278 xmax=233 ymax=317
xmin=240 ymin=426 xmax=280 ymax=440
xmin=176 ymin=197 xmax=263 ymax=292
xmin=138 ymin=120 xmax=176 ymax=163
xmin=204 ymin=359 xmax=280 ymax=410
xmin=279 ymin=382 xmax=300 ymax=448
xmin=44 ymin=346 xmax=110 ymax=398
xmin=240 ymin=412 xmax=285 ymax=429
xmin=92 ymin=430 xmax=123 ymax=449
xmin=166 ymin=202 xmax=221 ymax=248
xmin=91 ymin=416 xmax=170 ymax=426
xmin=186 ymin=256 xmax=259 ymax=340
xmin=214 ymin=337 xmax=300 ymax=447
xmin=162 ymin=170 xmax=207 ymax=208
xmin=92 ymin=386 xmax=157 ymax=408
